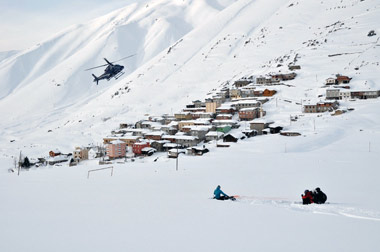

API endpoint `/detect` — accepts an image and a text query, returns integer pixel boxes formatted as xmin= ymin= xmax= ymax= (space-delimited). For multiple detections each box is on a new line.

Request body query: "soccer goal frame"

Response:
xmin=87 ymin=166 xmax=114 ymax=179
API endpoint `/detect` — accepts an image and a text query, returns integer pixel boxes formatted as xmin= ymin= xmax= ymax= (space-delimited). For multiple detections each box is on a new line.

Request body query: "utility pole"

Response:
xmin=369 ymin=141 xmax=371 ymax=153
xmin=18 ymin=151 xmax=22 ymax=176
xmin=176 ymin=143 xmax=179 ymax=171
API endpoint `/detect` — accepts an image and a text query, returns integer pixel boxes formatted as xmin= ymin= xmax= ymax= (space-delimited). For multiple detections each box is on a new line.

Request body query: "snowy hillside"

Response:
xmin=0 ymin=0 xmax=236 ymax=138
xmin=1 ymin=0 xmax=380 ymax=251
xmin=0 ymin=50 xmax=19 ymax=63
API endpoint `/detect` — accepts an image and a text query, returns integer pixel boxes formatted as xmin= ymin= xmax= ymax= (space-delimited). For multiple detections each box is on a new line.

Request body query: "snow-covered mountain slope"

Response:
xmin=0 ymin=50 xmax=19 ymax=63
xmin=0 ymin=0 xmax=379 ymax=153
xmin=0 ymin=0 xmax=236 ymax=131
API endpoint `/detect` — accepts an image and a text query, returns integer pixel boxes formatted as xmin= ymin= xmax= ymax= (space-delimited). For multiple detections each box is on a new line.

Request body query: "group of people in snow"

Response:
xmin=213 ymin=185 xmax=328 ymax=204
xmin=301 ymin=187 xmax=327 ymax=205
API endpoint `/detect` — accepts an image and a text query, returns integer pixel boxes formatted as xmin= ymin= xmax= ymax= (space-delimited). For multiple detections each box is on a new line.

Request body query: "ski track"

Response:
xmin=236 ymin=196 xmax=380 ymax=222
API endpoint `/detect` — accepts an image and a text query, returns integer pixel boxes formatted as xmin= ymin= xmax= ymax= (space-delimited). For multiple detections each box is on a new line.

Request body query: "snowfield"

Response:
xmin=1 ymin=0 xmax=380 ymax=251
xmin=1 ymin=111 xmax=380 ymax=251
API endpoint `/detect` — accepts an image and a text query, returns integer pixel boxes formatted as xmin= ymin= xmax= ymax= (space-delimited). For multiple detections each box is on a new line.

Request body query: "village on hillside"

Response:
xmin=15 ymin=67 xmax=380 ymax=170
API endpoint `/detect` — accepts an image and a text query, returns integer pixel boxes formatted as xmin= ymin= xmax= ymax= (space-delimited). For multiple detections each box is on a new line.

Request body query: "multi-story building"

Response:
xmin=233 ymin=80 xmax=251 ymax=88
xmin=239 ymin=108 xmax=261 ymax=121
xmin=73 ymin=147 xmax=89 ymax=161
xmin=250 ymin=120 xmax=274 ymax=135
xmin=178 ymin=121 xmax=195 ymax=131
xmin=205 ymin=98 xmax=221 ymax=113
xmin=233 ymin=100 xmax=261 ymax=111
xmin=106 ymin=140 xmax=127 ymax=159
xmin=303 ymin=101 xmax=339 ymax=113
xmin=326 ymin=89 xmax=340 ymax=100
xmin=174 ymin=112 xmax=192 ymax=121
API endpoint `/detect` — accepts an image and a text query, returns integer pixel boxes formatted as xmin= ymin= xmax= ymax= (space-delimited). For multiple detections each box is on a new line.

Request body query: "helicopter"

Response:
xmin=85 ymin=54 xmax=135 ymax=85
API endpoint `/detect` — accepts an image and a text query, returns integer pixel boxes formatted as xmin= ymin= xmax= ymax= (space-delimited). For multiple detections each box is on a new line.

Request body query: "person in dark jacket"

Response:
xmin=302 ymin=190 xmax=314 ymax=205
xmin=313 ymin=187 xmax=327 ymax=204
xmin=213 ymin=185 xmax=235 ymax=201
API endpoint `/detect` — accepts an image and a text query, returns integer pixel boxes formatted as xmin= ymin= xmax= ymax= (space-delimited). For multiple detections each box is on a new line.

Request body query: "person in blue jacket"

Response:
xmin=213 ymin=185 xmax=235 ymax=201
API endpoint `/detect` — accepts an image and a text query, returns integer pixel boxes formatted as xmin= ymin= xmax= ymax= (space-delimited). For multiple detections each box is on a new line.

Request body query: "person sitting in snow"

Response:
xmin=301 ymin=189 xmax=314 ymax=205
xmin=213 ymin=185 xmax=235 ymax=201
xmin=313 ymin=187 xmax=327 ymax=204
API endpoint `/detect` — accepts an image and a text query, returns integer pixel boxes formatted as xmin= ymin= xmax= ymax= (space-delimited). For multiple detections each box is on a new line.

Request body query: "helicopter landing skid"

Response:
xmin=114 ymin=71 xmax=125 ymax=80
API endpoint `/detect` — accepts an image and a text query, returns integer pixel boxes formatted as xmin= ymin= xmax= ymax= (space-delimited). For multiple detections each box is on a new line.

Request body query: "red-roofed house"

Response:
xmin=336 ymin=75 xmax=352 ymax=84
xmin=132 ymin=142 xmax=151 ymax=155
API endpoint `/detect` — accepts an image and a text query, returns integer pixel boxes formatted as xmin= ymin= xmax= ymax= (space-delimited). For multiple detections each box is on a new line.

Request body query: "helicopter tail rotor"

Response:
xmin=92 ymin=74 xmax=99 ymax=85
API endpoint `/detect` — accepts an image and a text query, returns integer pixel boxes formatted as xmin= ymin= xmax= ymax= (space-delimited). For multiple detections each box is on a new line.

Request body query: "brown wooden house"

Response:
xmin=49 ymin=149 xmax=61 ymax=157
xmin=336 ymin=75 xmax=352 ymax=84
xmin=263 ymin=89 xmax=277 ymax=97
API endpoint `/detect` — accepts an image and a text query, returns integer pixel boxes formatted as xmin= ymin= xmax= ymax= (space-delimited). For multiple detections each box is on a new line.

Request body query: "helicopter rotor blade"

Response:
xmin=110 ymin=54 xmax=136 ymax=63
xmin=84 ymin=64 xmax=108 ymax=71
xmin=84 ymin=54 xmax=136 ymax=71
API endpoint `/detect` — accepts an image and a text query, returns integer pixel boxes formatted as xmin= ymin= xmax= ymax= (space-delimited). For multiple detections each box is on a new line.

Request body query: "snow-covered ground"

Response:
xmin=1 ymin=103 xmax=380 ymax=251
xmin=1 ymin=0 xmax=380 ymax=251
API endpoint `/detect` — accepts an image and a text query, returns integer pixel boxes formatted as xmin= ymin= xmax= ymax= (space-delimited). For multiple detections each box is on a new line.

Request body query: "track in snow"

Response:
xmin=236 ymin=196 xmax=380 ymax=222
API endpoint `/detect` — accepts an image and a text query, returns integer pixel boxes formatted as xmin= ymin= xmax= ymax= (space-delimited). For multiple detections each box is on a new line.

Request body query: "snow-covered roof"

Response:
xmin=47 ymin=155 xmax=69 ymax=162
xmin=168 ymin=149 xmax=186 ymax=153
xmin=119 ymin=136 xmax=141 ymax=140
xmin=216 ymin=114 xmax=233 ymax=117
xmin=145 ymin=131 xmax=166 ymax=136
xmin=141 ymin=121 xmax=162 ymax=127
xmin=142 ymin=147 xmax=156 ymax=152
xmin=191 ymin=112 xmax=214 ymax=116
xmin=350 ymin=89 xmax=379 ymax=92
xmin=176 ymin=136 xmax=198 ymax=140
xmin=212 ymin=119 xmax=238 ymax=124
xmin=191 ymin=146 xmax=209 ymax=151
xmin=206 ymin=131 xmax=224 ymax=137
xmin=269 ymin=123 xmax=284 ymax=128
xmin=163 ymin=143 xmax=180 ymax=148
xmin=233 ymin=100 xmax=261 ymax=105
xmin=239 ymin=107 xmax=260 ymax=112
xmin=175 ymin=132 xmax=187 ymax=136
xmin=249 ymin=119 xmax=274 ymax=124
xmin=152 ymin=126 xmax=163 ymax=130
xmin=110 ymin=140 xmax=125 ymax=145
xmin=124 ymin=128 xmax=150 ymax=134
xmin=217 ymin=103 xmax=234 ymax=109
xmin=188 ymin=125 xmax=212 ymax=132
xmin=194 ymin=119 xmax=211 ymax=125
xmin=178 ymin=120 xmax=196 ymax=124
xmin=162 ymin=135 xmax=176 ymax=139
xmin=149 ymin=116 xmax=164 ymax=121
xmin=167 ymin=121 xmax=179 ymax=127
xmin=225 ymin=131 xmax=245 ymax=139
xmin=151 ymin=140 xmax=170 ymax=144
xmin=134 ymin=142 xmax=149 ymax=146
